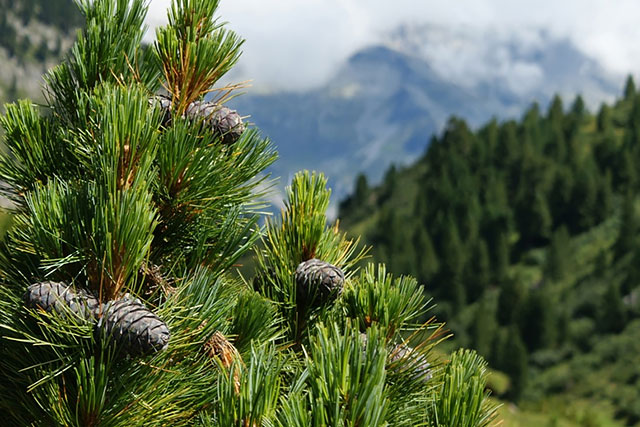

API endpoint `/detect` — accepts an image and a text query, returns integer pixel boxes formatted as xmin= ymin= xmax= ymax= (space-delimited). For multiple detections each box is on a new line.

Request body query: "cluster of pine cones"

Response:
xmin=24 ymin=281 xmax=170 ymax=356
xmin=21 ymin=97 xmax=246 ymax=357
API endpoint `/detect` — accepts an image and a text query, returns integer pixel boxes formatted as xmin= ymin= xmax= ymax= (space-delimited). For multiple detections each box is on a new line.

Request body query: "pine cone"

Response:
xmin=24 ymin=281 xmax=100 ymax=320
xmin=97 ymin=294 xmax=170 ymax=356
xmin=296 ymin=258 xmax=344 ymax=305
xmin=149 ymin=95 xmax=172 ymax=126
xmin=185 ymin=100 xmax=245 ymax=144
xmin=149 ymin=96 xmax=245 ymax=143
xmin=389 ymin=343 xmax=432 ymax=382
xmin=204 ymin=331 xmax=242 ymax=394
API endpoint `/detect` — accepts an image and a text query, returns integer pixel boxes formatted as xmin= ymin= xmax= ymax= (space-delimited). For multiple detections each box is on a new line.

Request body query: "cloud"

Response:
xmin=144 ymin=1 xmax=640 ymax=90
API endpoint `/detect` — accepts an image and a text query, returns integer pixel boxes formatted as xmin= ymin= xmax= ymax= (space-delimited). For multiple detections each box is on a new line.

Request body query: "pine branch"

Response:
xmin=155 ymin=0 xmax=243 ymax=112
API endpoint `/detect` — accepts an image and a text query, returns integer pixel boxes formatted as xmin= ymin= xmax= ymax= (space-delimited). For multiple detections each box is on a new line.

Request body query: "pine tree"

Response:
xmin=518 ymin=289 xmax=557 ymax=351
xmin=597 ymin=103 xmax=613 ymax=133
xmin=470 ymin=298 xmax=496 ymax=359
xmin=614 ymin=191 xmax=639 ymax=260
xmin=439 ymin=218 xmax=467 ymax=309
xmin=0 ymin=0 xmax=498 ymax=425
xmin=497 ymin=326 xmax=528 ymax=400
xmin=625 ymin=75 xmax=637 ymax=101
xmin=497 ymin=277 xmax=523 ymax=325
xmin=598 ymin=282 xmax=627 ymax=333
xmin=412 ymin=225 xmax=440 ymax=282
xmin=465 ymin=238 xmax=491 ymax=301
xmin=545 ymin=226 xmax=570 ymax=281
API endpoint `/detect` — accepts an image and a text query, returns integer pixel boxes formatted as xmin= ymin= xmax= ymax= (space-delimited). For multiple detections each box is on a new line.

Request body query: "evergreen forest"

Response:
xmin=339 ymin=77 xmax=640 ymax=425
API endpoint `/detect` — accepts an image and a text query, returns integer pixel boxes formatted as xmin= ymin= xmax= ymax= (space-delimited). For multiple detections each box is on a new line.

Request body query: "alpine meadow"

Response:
xmin=0 ymin=0 xmax=501 ymax=426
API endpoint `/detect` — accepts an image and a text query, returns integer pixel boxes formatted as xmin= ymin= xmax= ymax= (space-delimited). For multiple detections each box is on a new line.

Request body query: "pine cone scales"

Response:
xmin=149 ymin=95 xmax=172 ymax=126
xmin=295 ymin=259 xmax=345 ymax=304
xmin=389 ymin=344 xmax=432 ymax=382
xmin=24 ymin=281 xmax=100 ymax=320
xmin=25 ymin=282 xmax=170 ymax=356
xmin=150 ymin=96 xmax=245 ymax=144
xmin=185 ymin=101 xmax=245 ymax=144
xmin=98 ymin=294 xmax=170 ymax=356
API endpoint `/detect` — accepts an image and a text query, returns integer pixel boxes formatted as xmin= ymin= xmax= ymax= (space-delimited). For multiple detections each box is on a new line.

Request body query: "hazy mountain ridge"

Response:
xmin=0 ymin=4 xmax=623 ymax=206
xmin=229 ymin=25 xmax=621 ymax=208
xmin=386 ymin=24 xmax=619 ymax=106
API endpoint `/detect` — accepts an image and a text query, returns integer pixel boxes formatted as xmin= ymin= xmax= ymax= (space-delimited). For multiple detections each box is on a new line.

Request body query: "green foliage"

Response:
xmin=209 ymin=344 xmax=285 ymax=426
xmin=498 ymin=327 xmax=528 ymax=400
xmin=253 ymin=171 xmax=367 ymax=344
xmin=155 ymin=0 xmax=243 ymax=112
xmin=625 ymin=75 xmax=636 ymax=101
xmin=304 ymin=322 xmax=389 ymax=427
xmin=545 ymin=226 xmax=570 ymax=281
xmin=338 ymin=72 xmax=640 ymax=423
xmin=429 ymin=349 xmax=500 ymax=427
xmin=341 ymin=263 xmax=429 ymax=337
xmin=45 ymin=0 xmax=158 ymax=117
xmin=0 ymin=0 xmax=498 ymax=424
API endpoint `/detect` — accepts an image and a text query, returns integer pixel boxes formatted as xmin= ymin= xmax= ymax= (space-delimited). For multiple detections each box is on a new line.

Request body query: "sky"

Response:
xmin=144 ymin=0 xmax=640 ymax=91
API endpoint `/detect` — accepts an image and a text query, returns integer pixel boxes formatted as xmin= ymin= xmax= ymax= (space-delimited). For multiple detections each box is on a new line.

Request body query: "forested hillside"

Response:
xmin=340 ymin=76 xmax=640 ymax=425
xmin=0 ymin=0 xmax=81 ymax=104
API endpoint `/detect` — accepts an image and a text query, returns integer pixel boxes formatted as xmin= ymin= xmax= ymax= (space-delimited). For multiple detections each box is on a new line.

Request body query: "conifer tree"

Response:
xmin=625 ymin=75 xmax=636 ymax=101
xmin=0 ymin=0 xmax=498 ymax=425
xmin=465 ymin=238 xmax=490 ymax=302
xmin=497 ymin=326 xmax=528 ymax=400
xmin=545 ymin=226 xmax=570 ymax=281
xmin=518 ymin=289 xmax=557 ymax=351
xmin=412 ymin=225 xmax=440 ymax=283
xmin=596 ymin=103 xmax=613 ymax=133
xmin=615 ymin=191 xmax=639 ymax=260
xmin=598 ymin=282 xmax=627 ymax=334
xmin=470 ymin=299 xmax=496 ymax=358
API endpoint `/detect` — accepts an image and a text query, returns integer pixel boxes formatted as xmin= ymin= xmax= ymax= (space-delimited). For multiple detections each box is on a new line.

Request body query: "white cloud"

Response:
xmin=144 ymin=0 xmax=640 ymax=90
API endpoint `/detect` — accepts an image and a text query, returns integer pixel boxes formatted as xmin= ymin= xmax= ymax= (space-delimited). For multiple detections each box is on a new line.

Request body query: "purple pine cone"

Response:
xmin=149 ymin=95 xmax=173 ymax=126
xmin=24 ymin=281 xmax=100 ymax=320
xmin=295 ymin=258 xmax=345 ymax=304
xmin=185 ymin=100 xmax=245 ymax=144
xmin=97 ymin=294 xmax=170 ymax=356
xmin=389 ymin=343 xmax=432 ymax=382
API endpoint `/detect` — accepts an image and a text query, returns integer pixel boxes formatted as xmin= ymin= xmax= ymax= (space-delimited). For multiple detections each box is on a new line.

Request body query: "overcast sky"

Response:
xmin=144 ymin=0 xmax=640 ymax=91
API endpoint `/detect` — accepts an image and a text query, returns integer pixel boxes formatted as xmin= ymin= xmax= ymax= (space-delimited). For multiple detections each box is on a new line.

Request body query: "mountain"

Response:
xmin=0 ymin=0 xmax=81 ymax=104
xmin=337 ymin=77 xmax=640 ymax=425
xmin=228 ymin=25 xmax=621 ymax=211
xmin=0 ymin=5 xmax=623 ymax=209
